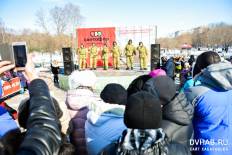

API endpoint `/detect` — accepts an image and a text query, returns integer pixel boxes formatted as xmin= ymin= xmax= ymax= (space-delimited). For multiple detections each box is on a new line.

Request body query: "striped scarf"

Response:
xmin=117 ymin=128 xmax=169 ymax=155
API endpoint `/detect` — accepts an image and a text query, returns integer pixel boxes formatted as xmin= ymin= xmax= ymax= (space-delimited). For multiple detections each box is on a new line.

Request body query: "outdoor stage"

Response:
xmin=59 ymin=67 xmax=149 ymax=94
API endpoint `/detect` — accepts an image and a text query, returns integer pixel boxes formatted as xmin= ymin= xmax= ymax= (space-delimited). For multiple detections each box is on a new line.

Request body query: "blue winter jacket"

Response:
xmin=85 ymin=102 xmax=126 ymax=155
xmin=185 ymin=62 xmax=232 ymax=155
xmin=164 ymin=58 xmax=175 ymax=79
xmin=180 ymin=79 xmax=201 ymax=92
xmin=0 ymin=106 xmax=19 ymax=137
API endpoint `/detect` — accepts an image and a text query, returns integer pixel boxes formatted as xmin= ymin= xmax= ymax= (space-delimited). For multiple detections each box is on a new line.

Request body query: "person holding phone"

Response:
xmin=0 ymin=55 xmax=62 ymax=155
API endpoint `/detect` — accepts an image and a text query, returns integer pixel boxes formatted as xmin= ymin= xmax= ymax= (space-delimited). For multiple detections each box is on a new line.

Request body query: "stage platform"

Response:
xmin=92 ymin=68 xmax=149 ymax=76
xmin=58 ymin=68 xmax=149 ymax=93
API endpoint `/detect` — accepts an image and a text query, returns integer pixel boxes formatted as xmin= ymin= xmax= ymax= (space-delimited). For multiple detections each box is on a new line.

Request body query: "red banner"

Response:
xmin=77 ymin=27 xmax=116 ymax=67
xmin=1 ymin=77 xmax=21 ymax=98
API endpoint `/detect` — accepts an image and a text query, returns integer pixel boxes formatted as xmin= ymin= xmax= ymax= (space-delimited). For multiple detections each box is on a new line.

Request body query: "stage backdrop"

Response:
xmin=77 ymin=27 xmax=116 ymax=67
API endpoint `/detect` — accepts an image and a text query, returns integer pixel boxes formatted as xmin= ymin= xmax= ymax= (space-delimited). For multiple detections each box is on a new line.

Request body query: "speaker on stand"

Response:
xmin=62 ymin=47 xmax=74 ymax=75
xmin=150 ymin=44 xmax=160 ymax=71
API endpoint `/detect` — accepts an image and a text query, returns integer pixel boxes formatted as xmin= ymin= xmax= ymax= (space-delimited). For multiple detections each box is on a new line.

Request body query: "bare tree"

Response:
xmin=0 ymin=18 xmax=6 ymax=43
xmin=50 ymin=6 xmax=67 ymax=35
xmin=35 ymin=8 xmax=49 ymax=33
xmin=35 ymin=3 xmax=83 ymax=35
xmin=64 ymin=3 xmax=83 ymax=33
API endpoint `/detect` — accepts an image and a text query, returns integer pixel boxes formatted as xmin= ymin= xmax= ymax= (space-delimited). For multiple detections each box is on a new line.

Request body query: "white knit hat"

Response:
xmin=69 ymin=70 xmax=97 ymax=89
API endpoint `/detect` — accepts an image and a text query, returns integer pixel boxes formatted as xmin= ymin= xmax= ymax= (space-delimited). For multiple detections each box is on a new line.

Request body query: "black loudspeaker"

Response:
xmin=62 ymin=47 xmax=74 ymax=75
xmin=62 ymin=47 xmax=73 ymax=62
xmin=64 ymin=61 xmax=74 ymax=75
xmin=150 ymin=44 xmax=160 ymax=71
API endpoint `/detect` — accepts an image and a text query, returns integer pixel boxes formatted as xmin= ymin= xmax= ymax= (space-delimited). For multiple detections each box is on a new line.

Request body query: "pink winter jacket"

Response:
xmin=66 ymin=88 xmax=100 ymax=155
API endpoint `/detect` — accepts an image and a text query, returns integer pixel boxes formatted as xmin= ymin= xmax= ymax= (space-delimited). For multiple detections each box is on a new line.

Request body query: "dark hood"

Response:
xmin=162 ymin=93 xmax=193 ymax=125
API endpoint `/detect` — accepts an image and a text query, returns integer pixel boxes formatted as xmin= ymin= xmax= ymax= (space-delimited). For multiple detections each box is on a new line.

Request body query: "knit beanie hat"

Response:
xmin=149 ymin=69 xmax=166 ymax=78
xmin=69 ymin=70 xmax=97 ymax=89
xmin=143 ymin=76 xmax=176 ymax=105
xmin=100 ymin=83 xmax=127 ymax=105
xmin=124 ymin=91 xmax=162 ymax=129
xmin=127 ymin=75 xmax=151 ymax=97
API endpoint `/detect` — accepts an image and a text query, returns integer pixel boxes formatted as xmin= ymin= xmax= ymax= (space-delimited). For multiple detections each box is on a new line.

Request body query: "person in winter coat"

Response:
xmin=51 ymin=60 xmax=60 ymax=84
xmin=185 ymin=51 xmax=232 ymax=155
xmin=100 ymin=91 xmax=191 ymax=155
xmin=162 ymin=57 xmax=175 ymax=80
xmin=1 ymin=95 xmax=76 ymax=155
xmin=18 ymin=57 xmax=62 ymax=155
xmin=179 ymin=62 xmax=201 ymax=93
xmin=17 ymin=95 xmax=75 ymax=155
xmin=0 ymin=129 xmax=24 ymax=155
xmin=66 ymin=70 xmax=98 ymax=155
xmin=0 ymin=55 xmax=75 ymax=155
xmin=180 ymin=78 xmax=201 ymax=93
xmin=142 ymin=76 xmax=194 ymax=147
xmin=175 ymin=57 xmax=182 ymax=74
xmin=18 ymin=95 xmax=71 ymax=135
xmin=180 ymin=62 xmax=192 ymax=88
xmin=85 ymin=83 xmax=127 ymax=155
xmin=188 ymin=55 xmax=195 ymax=66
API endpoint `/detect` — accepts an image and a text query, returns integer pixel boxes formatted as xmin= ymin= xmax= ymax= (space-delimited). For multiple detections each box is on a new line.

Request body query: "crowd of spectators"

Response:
xmin=0 ymin=51 xmax=232 ymax=155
